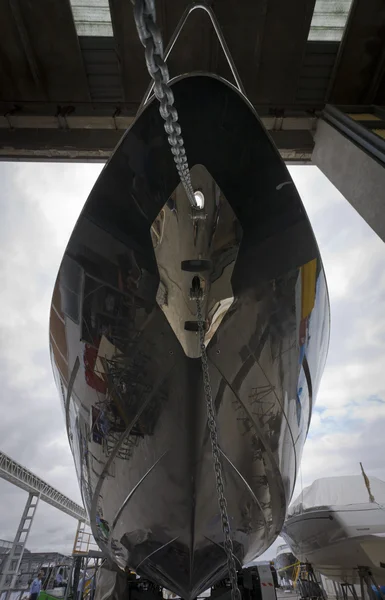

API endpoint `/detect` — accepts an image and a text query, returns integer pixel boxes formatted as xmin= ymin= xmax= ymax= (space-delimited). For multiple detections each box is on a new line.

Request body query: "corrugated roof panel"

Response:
xmin=69 ymin=0 xmax=113 ymax=37
xmin=296 ymin=41 xmax=339 ymax=104
xmin=79 ymin=37 xmax=123 ymax=101
xmin=308 ymin=0 xmax=354 ymax=42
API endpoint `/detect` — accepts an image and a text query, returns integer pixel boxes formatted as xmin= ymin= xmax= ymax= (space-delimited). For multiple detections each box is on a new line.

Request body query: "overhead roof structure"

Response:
xmin=308 ymin=0 xmax=354 ymax=41
xmin=0 ymin=0 xmax=384 ymax=161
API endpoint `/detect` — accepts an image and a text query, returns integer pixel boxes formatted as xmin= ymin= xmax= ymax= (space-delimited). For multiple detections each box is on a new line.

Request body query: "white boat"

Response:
xmin=275 ymin=543 xmax=297 ymax=582
xmin=282 ymin=475 xmax=385 ymax=584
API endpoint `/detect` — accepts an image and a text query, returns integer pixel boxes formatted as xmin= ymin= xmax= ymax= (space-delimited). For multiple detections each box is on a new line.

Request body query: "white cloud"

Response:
xmin=289 ymin=166 xmax=385 ymax=497
xmin=0 ymin=162 xmax=101 ymax=552
xmin=0 ymin=164 xmax=101 ymax=392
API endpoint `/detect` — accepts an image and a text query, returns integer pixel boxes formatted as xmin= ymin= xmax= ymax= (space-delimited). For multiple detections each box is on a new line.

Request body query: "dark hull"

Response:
xmin=50 ymin=75 xmax=329 ymax=599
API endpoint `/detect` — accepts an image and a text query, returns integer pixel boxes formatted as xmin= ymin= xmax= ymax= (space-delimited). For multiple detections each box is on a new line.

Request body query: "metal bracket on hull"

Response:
xmin=137 ymin=2 xmax=247 ymax=115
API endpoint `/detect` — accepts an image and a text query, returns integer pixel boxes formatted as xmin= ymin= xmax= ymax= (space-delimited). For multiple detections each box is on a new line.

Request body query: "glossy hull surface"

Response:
xmin=282 ymin=506 xmax=385 ymax=584
xmin=50 ymin=75 xmax=329 ymax=599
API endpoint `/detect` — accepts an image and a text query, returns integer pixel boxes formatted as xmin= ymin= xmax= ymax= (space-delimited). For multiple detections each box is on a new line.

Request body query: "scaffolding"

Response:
xmin=294 ymin=563 xmax=325 ymax=600
xmin=0 ymin=547 xmax=72 ymax=598
xmin=66 ymin=524 xmax=103 ymax=600
xmin=0 ymin=451 xmax=89 ymax=599
xmin=72 ymin=522 xmax=99 ymax=557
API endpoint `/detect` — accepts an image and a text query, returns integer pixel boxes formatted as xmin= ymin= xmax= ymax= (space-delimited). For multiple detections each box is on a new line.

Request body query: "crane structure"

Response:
xmin=0 ymin=451 xmax=88 ymax=598
xmin=0 ymin=451 xmax=87 ymax=521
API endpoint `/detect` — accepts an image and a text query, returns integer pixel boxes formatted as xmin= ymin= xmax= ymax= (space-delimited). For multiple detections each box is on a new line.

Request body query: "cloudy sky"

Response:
xmin=0 ymin=162 xmax=384 ymax=559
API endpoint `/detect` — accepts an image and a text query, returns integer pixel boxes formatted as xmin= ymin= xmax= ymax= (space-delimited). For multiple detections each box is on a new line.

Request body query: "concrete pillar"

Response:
xmin=312 ymin=115 xmax=385 ymax=243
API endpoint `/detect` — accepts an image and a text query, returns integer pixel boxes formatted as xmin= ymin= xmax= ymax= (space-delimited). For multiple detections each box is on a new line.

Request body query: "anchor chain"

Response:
xmin=132 ymin=3 xmax=241 ymax=596
xmin=196 ymin=296 xmax=241 ymax=600
xmin=131 ymin=0 xmax=197 ymax=208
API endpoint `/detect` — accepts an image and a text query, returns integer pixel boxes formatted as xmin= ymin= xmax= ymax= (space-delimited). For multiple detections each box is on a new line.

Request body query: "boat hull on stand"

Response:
xmin=50 ymin=74 xmax=330 ymax=599
xmin=282 ymin=476 xmax=385 ymax=585
xmin=275 ymin=544 xmax=297 ymax=582
xmin=283 ymin=504 xmax=385 ymax=584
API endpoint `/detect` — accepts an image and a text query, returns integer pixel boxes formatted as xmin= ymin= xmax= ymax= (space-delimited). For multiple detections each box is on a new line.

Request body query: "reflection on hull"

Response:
xmin=50 ymin=75 xmax=330 ymax=599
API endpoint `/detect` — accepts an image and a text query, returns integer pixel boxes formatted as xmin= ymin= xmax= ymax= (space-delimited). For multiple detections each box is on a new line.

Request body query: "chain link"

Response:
xmin=132 ymin=0 xmax=197 ymax=208
xmin=132 ymin=2 xmax=240 ymax=596
xmin=196 ymin=298 xmax=241 ymax=600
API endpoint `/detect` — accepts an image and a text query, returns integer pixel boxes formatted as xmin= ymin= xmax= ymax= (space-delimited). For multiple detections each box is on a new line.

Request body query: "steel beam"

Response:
xmin=0 ymin=114 xmax=316 ymax=162
xmin=0 ymin=452 xmax=87 ymax=523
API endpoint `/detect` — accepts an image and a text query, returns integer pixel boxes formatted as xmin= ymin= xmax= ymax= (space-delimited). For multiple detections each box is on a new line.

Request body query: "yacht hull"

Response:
xmin=50 ymin=75 xmax=329 ymax=599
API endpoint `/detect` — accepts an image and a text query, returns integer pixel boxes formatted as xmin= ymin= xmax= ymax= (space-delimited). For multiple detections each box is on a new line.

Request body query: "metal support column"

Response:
xmin=333 ymin=581 xmax=341 ymax=600
xmin=0 ymin=493 xmax=40 ymax=598
xmin=312 ymin=105 xmax=385 ymax=245
xmin=341 ymin=583 xmax=359 ymax=600
xmin=358 ymin=567 xmax=385 ymax=600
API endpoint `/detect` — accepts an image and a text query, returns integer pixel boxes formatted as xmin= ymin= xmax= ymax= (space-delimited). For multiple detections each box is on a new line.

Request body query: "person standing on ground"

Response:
xmin=29 ymin=571 xmax=44 ymax=600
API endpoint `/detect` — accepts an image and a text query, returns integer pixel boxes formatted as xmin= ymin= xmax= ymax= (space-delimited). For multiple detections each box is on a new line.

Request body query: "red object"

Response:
xmin=299 ymin=317 xmax=308 ymax=345
xmin=84 ymin=344 xmax=107 ymax=393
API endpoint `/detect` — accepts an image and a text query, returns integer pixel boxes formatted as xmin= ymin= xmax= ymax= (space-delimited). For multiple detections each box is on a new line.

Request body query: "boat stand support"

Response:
xmin=297 ymin=563 xmax=325 ymax=600
xmin=341 ymin=583 xmax=360 ymax=600
xmin=358 ymin=567 xmax=385 ymax=600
